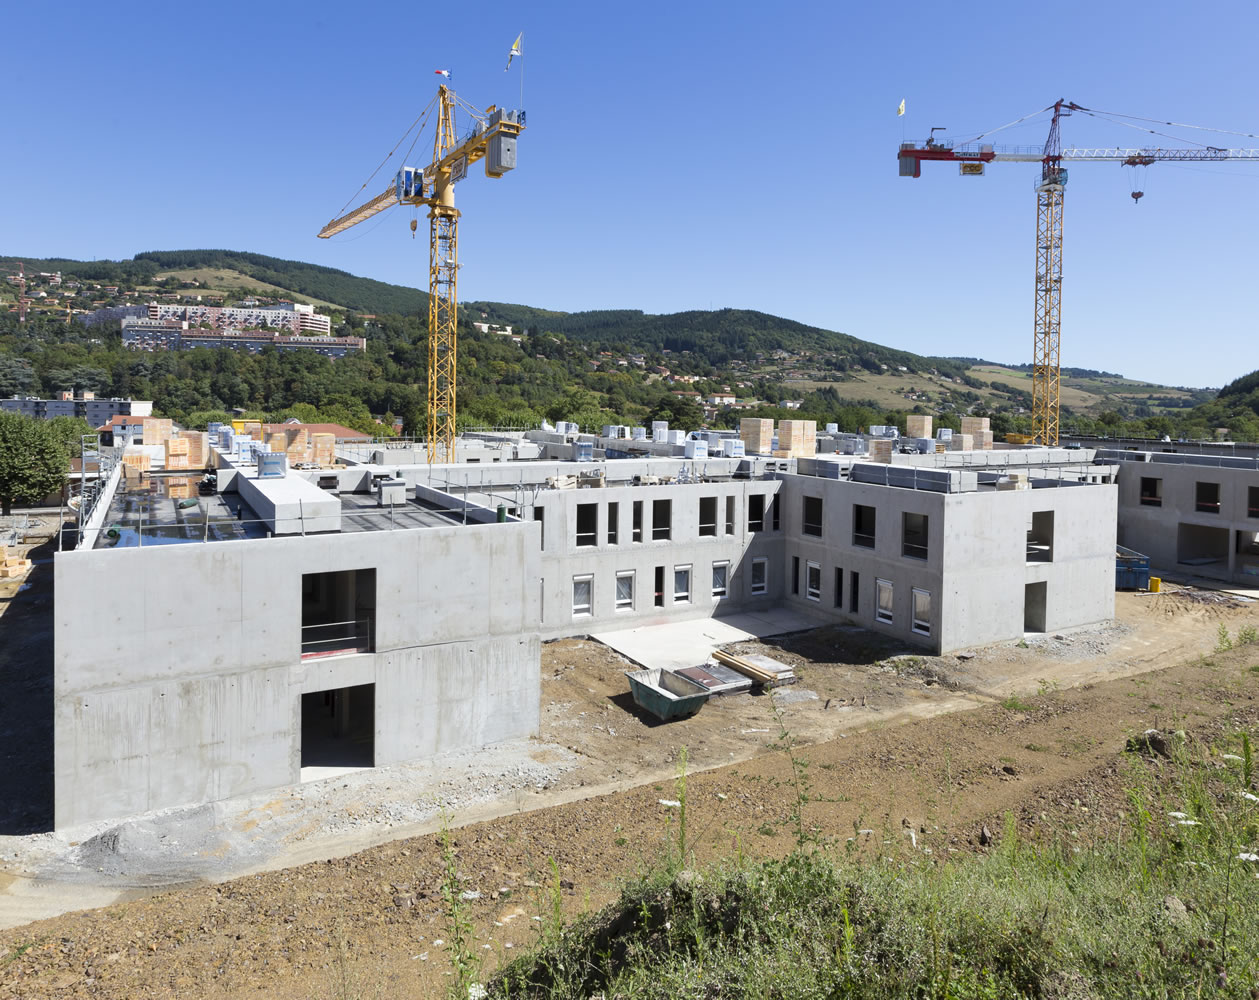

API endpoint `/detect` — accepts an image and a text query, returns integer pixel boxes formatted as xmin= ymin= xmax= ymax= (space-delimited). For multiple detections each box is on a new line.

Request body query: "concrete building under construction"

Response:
xmin=51 ymin=428 xmax=1123 ymax=828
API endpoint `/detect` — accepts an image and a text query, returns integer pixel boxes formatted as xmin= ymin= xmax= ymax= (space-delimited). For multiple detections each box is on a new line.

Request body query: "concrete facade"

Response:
xmin=1105 ymin=449 xmax=1259 ymax=584
xmin=52 ymin=443 xmax=1122 ymax=829
xmin=54 ymin=517 xmax=539 ymax=828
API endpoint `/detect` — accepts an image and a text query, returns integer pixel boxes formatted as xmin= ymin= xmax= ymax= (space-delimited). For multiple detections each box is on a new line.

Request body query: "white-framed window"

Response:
xmin=572 ymin=574 xmax=593 ymax=617
xmin=712 ymin=561 xmax=729 ymax=598
xmin=912 ymin=588 xmax=931 ymax=635
xmin=806 ymin=561 xmax=821 ymax=602
xmin=750 ymin=557 xmax=768 ymax=595
xmin=615 ymin=570 xmax=634 ymax=611
xmin=674 ymin=564 xmax=691 ymax=604
xmin=875 ymin=578 xmax=894 ymax=624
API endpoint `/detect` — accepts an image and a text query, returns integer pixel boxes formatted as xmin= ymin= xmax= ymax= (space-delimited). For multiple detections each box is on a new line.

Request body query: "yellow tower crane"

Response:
xmin=318 ymin=84 xmax=524 ymax=462
xmin=898 ymin=101 xmax=1259 ymax=445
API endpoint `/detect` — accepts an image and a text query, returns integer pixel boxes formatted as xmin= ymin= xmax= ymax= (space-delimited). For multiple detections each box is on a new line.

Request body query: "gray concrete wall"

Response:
xmin=939 ymin=483 xmax=1116 ymax=650
xmin=53 ymin=519 xmax=539 ymax=828
xmin=1108 ymin=452 xmax=1259 ymax=583
xmin=772 ymin=474 xmax=1116 ymax=654
xmin=532 ymin=479 xmax=786 ymax=637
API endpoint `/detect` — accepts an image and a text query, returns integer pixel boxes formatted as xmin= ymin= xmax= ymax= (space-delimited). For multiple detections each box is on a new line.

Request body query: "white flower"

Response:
xmin=1168 ymin=811 xmax=1189 ymax=819
xmin=1238 ymin=853 xmax=1259 ymax=863
xmin=658 ymin=799 xmax=681 ymax=808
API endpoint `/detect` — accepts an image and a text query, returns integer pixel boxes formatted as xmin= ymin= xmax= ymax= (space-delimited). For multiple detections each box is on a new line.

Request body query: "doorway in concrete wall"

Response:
xmin=1024 ymin=582 xmax=1047 ymax=633
xmin=300 ymin=683 xmax=375 ymax=779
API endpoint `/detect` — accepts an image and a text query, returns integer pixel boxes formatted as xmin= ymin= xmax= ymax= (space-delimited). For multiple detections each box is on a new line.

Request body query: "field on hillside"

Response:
xmin=778 ymin=364 xmax=1199 ymax=416
xmin=146 ymin=268 xmax=345 ymax=312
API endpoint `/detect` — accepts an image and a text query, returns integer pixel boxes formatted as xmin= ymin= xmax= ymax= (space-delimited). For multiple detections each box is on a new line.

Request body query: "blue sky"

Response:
xmin=3 ymin=0 xmax=1257 ymax=387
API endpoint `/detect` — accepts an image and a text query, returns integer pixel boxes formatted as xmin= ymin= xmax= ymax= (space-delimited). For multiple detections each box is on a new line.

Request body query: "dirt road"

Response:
xmin=1 ymin=586 xmax=1257 ymax=998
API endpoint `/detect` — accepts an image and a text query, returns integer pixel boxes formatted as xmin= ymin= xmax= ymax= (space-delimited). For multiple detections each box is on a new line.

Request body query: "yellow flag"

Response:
xmin=506 ymin=32 xmax=523 ymax=70
xmin=897 ymin=98 xmax=905 ymax=117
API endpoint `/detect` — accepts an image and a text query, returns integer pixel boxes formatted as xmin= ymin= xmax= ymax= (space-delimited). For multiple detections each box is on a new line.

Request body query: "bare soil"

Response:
xmin=1 ymin=584 xmax=1257 ymax=998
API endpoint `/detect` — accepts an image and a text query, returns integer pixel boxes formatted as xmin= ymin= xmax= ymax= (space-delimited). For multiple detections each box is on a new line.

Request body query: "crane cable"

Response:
xmin=1071 ymin=107 xmax=1259 ymax=142
xmin=1073 ymin=108 xmax=1223 ymax=150
xmin=954 ymin=104 xmax=1057 ymax=145
xmin=333 ymin=93 xmax=441 ymax=219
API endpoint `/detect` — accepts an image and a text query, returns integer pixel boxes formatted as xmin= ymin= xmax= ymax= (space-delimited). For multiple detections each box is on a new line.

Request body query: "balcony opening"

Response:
xmin=652 ymin=499 xmax=672 ymax=540
xmin=1196 ymin=481 xmax=1221 ymax=514
xmin=1026 ymin=511 xmax=1054 ymax=563
xmin=632 ymin=500 xmax=643 ymax=542
xmin=802 ymin=496 xmax=823 ymax=537
xmin=725 ymin=495 xmax=735 ymax=535
xmin=1249 ymin=486 xmax=1259 ymax=519
xmin=654 ymin=565 xmax=665 ymax=607
xmin=699 ymin=496 xmax=717 ymax=537
xmin=301 ymin=684 xmax=375 ymax=774
xmin=1139 ymin=476 xmax=1162 ymax=507
xmin=748 ymin=494 xmax=765 ymax=532
xmin=301 ymin=569 xmax=375 ymax=658
xmin=902 ymin=512 xmax=929 ymax=560
xmin=576 ymin=502 xmax=597 ymax=547
xmin=607 ymin=501 xmax=619 ymax=544
xmin=853 ymin=504 xmax=876 ymax=548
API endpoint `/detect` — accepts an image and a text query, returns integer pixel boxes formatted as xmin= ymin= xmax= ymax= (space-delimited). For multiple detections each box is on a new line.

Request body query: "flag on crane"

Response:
xmin=506 ymin=32 xmax=522 ymax=70
xmin=897 ymin=99 xmax=905 ymax=117
xmin=435 ymin=69 xmax=450 ymax=78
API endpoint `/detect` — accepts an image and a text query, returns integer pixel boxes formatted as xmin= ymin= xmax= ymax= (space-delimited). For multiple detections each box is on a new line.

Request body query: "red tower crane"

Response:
xmin=899 ymin=101 xmax=1259 ymax=445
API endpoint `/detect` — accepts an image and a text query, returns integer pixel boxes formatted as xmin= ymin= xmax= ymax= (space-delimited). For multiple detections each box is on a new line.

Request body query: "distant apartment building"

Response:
xmin=121 ymin=318 xmax=365 ymax=358
xmin=2 ymin=392 xmax=152 ymax=425
xmin=150 ymin=301 xmax=332 ymax=335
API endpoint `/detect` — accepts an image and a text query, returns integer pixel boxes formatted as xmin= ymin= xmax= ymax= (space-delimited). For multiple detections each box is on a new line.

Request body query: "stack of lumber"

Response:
xmin=775 ymin=419 xmax=817 ymax=458
xmin=960 ymin=416 xmax=993 ymax=450
xmin=166 ymin=477 xmax=194 ymax=500
xmin=867 ymin=438 xmax=894 ymax=463
xmin=739 ymin=417 xmax=775 ymax=455
xmin=141 ymin=418 xmax=173 ymax=446
xmin=312 ymin=432 xmax=336 ymax=466
xmin=712 ymin=649 xmax=796 ymax=688
xmin=0 ymin=547 xmax=32 ymax=580
xmin=164 ymin=437 xmax=190 ymax=470
xmin=179 ymin=431 xmax=208 ymax=467
xmin=906 ymin=414 xmax=933 ymax=438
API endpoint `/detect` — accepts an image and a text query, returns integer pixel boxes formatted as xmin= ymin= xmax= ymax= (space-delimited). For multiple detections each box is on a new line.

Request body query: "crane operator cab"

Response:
xmin=396 ymin=166 xmax=427 ymax=203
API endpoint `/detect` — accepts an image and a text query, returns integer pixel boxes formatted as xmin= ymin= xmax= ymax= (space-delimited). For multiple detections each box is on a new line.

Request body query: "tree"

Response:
xmin=0 ymin=413 xmax=70 ymax=515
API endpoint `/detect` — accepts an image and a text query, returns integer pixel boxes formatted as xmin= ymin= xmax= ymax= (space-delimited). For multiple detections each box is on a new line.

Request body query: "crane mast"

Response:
xmin=898 ymin=102 xmax=1259 ymax=446
xmin=318 ymin=83 xmax=524 ymax=463
xmin=1032 ymin=101 xmax=1068 ymax=446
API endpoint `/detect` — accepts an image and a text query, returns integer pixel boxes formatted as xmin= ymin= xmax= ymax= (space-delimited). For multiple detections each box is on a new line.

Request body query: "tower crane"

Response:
xmin=318 ymin=83 xmax=524 ymax=463
xmin=899 ymin=100 xmax=1259 ymax=445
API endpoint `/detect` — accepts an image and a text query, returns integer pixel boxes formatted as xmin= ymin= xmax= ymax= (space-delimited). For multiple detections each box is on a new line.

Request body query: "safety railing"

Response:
xmin=301 ymin=619 xmax=373 ymax=659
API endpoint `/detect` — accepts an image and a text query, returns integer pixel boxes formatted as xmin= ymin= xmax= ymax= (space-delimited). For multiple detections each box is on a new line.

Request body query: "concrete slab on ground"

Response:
xmin=1150 ymin=569 xmax=1259 ymax=601
xmin=591 ymin=609 xmax=819 ymax=672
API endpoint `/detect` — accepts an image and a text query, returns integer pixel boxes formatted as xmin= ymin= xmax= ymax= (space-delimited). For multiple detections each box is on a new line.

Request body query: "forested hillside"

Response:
xmin=0 ymin=248 xmax=1242 ymax=442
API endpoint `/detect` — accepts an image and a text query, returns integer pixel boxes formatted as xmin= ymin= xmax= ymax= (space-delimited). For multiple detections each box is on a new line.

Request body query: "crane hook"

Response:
xmin=1130 ymin=191 xmax=1144 ymax=204
xmin=410 ymin=218 xmax=418 ymax=238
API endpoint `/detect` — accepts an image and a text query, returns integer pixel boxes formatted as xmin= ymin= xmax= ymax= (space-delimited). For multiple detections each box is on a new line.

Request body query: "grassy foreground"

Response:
xmin=477 ymin=728 xmax=1259 ymax=999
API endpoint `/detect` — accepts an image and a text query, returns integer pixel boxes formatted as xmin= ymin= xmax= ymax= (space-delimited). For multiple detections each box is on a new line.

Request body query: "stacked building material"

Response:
xmin=164 ymin=437 xmax=190 ymax=470
xmin=960 ymin=416 xmax=994 ymax=450
xmin=739 ymin=417 xmax=775 ymax=455
xmin=867 ymin=437 xmax=895 ymax=463
xmin=948 ymin=433 xmax=975 ymax=451
xmin=121 ymin=446 xmax=149 ymax=474
xmin=179 ymin=431 xmax=208 ymax=468
xmin=141 ymin=417 xmax=173 ymax=446
xmin=996 ymin=471 xmax=1031 ymax=491
xmin=312 ymin=432 xmax=336 ymax=467
xmin=266 ymin=427 xmax=312 ymax=465
xmin=712 ymin=649 xmax=796 ymax=688
xmin=240 ymin=420 xmax=263 ymax=441
xmin=166 ymin=477 xmax=194 ymax=500
xmin=906 ymin=414 xmax=933 ymax=438
xmin=0 ymin=546 xmax=33 ymax=580
xmin=776 ymin=419 xmax=817 ymax=458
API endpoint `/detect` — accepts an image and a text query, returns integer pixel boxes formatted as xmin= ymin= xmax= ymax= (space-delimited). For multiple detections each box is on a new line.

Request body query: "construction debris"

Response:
xmin=712 ymin=649 xmax=796 ymax=688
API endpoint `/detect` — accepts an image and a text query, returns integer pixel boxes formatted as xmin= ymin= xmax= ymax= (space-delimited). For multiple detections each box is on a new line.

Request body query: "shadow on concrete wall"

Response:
xmin=0 ymin=534 xmax=56 ymax=834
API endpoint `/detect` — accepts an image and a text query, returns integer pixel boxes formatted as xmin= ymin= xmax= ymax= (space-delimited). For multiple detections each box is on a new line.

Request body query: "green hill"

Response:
xmin=0 ymin=249 xmax=1227 ymax=438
